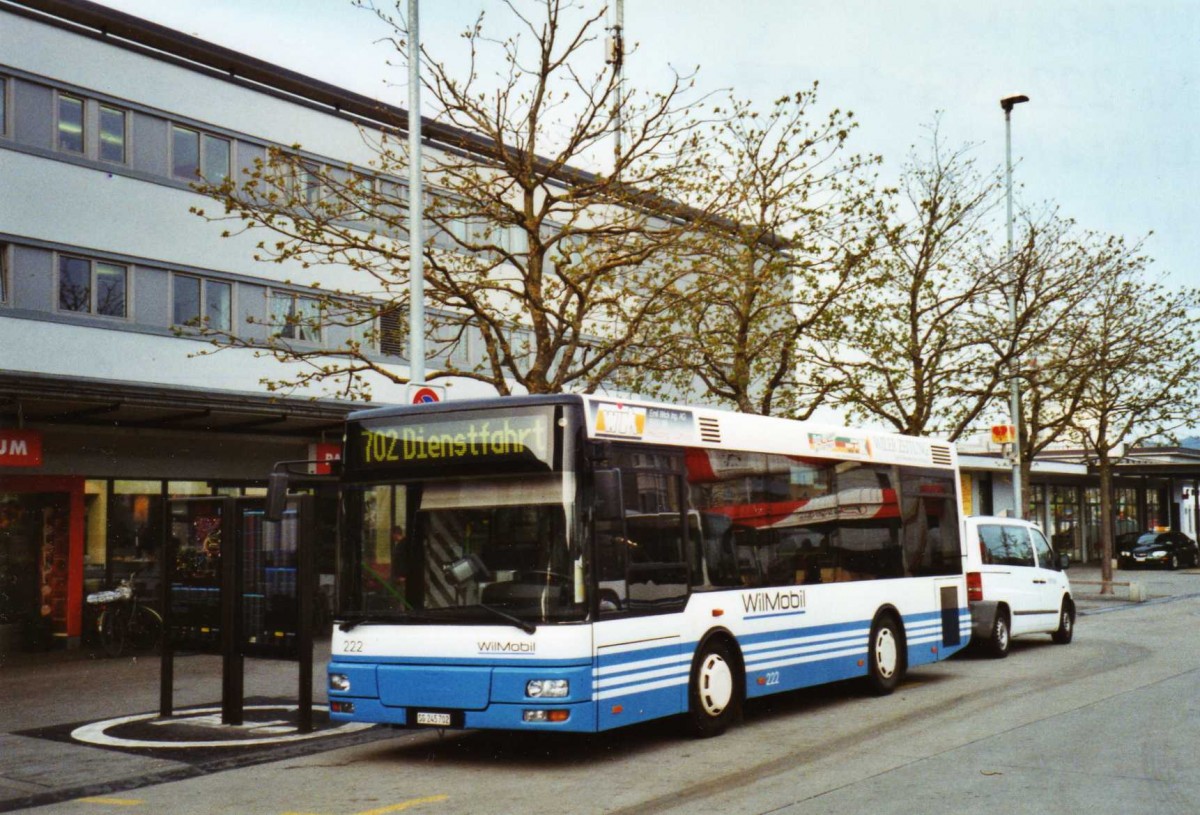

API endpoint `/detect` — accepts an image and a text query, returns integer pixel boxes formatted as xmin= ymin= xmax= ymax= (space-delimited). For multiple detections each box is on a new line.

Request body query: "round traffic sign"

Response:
xmin=411 ymin=386 xmax=441 ymax=404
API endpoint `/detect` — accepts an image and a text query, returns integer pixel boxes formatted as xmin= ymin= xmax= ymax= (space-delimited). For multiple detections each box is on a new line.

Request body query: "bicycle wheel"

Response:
xmin=130 ymin=605 xmax=163 ymax=652
xmin=100 ymin=603 xmax=132 ymax=658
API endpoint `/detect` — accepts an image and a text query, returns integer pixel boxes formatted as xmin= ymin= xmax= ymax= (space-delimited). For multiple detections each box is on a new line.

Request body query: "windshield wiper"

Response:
xmin=478 ymin=603 xmax=537 ymax=635
xmin=337 ymin=611 xmax=425 ymax=632
xmin=338 ymin=607 xmax=535 ymax=635
xmin=338 ymin=614 xmax=369 ymax=632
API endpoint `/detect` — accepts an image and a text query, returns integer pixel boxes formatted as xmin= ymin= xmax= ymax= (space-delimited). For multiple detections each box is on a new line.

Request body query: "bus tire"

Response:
xmin=686 ymin=637 xmax=741 ymax=738
xmin=1051 ymin=599 xmax=1075 ymax=645
xmin=865 ymin=613 xmax=905 ymax=696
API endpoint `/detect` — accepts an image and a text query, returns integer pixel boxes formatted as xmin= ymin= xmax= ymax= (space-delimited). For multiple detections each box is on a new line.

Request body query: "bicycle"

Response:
xmin=86 ymin=574 xmax=163 ymax=657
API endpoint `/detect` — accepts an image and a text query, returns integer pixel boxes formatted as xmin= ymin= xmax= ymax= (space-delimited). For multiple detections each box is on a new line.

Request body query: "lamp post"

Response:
xmin=607 ymin=0 xmax=625 ymax=175
xmin=408 ymin=0 xmax=426 ymax=386
xmin=1001 ymin=94 xmax=1029 ymax=518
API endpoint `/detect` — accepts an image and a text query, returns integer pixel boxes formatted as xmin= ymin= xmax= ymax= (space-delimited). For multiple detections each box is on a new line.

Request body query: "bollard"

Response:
xmin=1127 ymin=582 xmax=1147 ymax=602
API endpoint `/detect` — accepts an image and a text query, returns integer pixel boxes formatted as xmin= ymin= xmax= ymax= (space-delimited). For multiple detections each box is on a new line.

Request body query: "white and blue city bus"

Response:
xmin=323 ymin=395 xmax=970 ymax=736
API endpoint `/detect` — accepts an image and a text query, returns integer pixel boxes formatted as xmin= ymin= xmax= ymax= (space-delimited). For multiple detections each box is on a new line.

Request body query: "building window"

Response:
xmin=0 ymin=244 xmax=8 ymax=305
xmin=270 ymin=291 xmax=321 ymax=341
xmin=57 ymin=93 xmax=85 ymax=153
xmin=0 ymin=77 xmax=7 ymax=137
xmin=173 ymin=274 xmax=232 ymax=331
xmin=203 ymin=133 xmax=231 ymax=180
xmin=172 ymin=125 xmax=230 ymax=181
xmin=1114 ymin=486 xmax=1138 ymax=537
xmin=379 ymin=307 xmax=404 ymax=356
xmin=298 ymin=162 xmax=324 ymax=207
xmin=172 ymin=126 xmax=199 ymax=179
xmin=99 ymin=105 xmax=126 ymax=163
xmin=58 ymin=255 xmax=127 ymax=317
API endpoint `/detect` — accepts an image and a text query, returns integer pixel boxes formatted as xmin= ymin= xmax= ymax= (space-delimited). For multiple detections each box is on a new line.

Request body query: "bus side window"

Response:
xmin=594 ymin=507 xmax=628 ymax=613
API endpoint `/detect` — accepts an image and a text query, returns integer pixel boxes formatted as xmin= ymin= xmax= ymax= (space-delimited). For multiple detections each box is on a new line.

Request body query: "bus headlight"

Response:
xmin=526 ymin=679 xmax=569 ymax=698
xmin=329 ymin=673 xmax=351 ymax=692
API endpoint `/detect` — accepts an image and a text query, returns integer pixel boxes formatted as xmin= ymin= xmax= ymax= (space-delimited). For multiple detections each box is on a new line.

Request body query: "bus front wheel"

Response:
xmin=865 ymin=613 xmax=905 ymax=696
xmin=686 ymin=638 xmax=741 ymax=738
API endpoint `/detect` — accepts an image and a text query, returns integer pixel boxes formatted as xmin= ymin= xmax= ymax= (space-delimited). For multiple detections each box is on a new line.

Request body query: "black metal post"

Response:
xmin=220 ymin=498 xmax=243 ymax=725
xmin=159 ymin=487 xmax=174 ymax=718
xmin=297 ymin=494 xmax=314 ymax=733
xmin=1194 ymin=479 xmax=1200 ymax=541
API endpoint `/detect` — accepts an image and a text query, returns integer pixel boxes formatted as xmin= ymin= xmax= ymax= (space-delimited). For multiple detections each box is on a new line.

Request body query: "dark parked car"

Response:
xmin=1116 ymin=531 xmax=1200 ymax=570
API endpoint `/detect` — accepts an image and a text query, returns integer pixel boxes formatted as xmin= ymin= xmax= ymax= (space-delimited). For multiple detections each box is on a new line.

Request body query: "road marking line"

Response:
xmin=76 ymin=797 xmax=143 ymax=806
xmin=355 ymin=794 xmax=449 ymax=815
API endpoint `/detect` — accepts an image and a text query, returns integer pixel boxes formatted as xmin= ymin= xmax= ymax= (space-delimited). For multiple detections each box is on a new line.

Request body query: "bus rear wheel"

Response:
xmin=686 ymin=638 xmax=741 ymax=738
xmin=865 ymin=614 xmax=905 ymax=696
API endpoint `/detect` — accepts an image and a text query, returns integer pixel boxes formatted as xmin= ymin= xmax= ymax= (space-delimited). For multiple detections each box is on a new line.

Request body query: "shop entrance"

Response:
xmin=0 ymin=479 xmax=83 ymax=651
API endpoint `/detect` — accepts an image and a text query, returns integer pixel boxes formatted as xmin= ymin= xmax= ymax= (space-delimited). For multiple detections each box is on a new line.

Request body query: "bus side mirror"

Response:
xmin=594 ymin=469 xmax=624 ymax=522
xmin=266 ymin=471 xmax=290 ymax=522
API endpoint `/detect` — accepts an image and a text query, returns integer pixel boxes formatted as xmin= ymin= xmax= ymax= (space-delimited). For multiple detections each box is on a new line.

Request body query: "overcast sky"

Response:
xmin=92 ymin=0 xmax=1198 ymax=291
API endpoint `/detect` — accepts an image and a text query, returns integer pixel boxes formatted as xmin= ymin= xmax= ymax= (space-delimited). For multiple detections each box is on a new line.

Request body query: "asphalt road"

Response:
xmin=22 ymin=586 xmax=1199 ymax=815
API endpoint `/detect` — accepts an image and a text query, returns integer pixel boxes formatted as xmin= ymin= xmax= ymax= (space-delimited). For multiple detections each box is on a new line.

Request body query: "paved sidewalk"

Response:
xmin=0 ymin=643 xmax=394 ymax=813
xmin=1069 ymin=563 xmax=1200 ymax=612
xmin=1 ymin=565 xmax=1196 ymax=812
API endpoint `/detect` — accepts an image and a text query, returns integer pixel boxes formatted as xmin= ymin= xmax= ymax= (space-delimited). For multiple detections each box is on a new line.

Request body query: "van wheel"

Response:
xmin=865 ymin=614 xmax=905 ymax=695
xmin=986 ymin=611 xmax=1010 ymax=659
xmin=1051 ymin=600 xmax=1075 ymax=644
xmin=686 ymin=639 xmax=741 ymax=737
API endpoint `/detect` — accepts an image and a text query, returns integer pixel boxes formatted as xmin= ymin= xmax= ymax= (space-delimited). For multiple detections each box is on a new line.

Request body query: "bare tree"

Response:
xmin=977 ymin=210 xmax=1112 ymax=506
xmin=807 ymin=121 xmax=1008 ymax=439
xmin=1066 ymin=251 xmax=1200 ymax=590
xmin=192 ymin=0 xmax=710 ymax=399
xmin=637 ymin=86 xmax=882 ymax=417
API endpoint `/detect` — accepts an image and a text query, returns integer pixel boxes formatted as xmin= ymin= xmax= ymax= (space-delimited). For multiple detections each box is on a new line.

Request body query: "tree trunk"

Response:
xmin=1018 ymin=457 xmax=1033 ymax=521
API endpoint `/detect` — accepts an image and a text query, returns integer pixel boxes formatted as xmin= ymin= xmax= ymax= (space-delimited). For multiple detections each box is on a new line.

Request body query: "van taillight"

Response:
xmin=967 ymin=572 xmax=983 ymax=602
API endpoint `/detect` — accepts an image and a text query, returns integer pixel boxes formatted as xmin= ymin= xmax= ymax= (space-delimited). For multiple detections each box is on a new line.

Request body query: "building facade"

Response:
xmin=959 ymin=447 xmax=1200 ymax=567
xmin=0 ymin=0 xmax=471 ymax=649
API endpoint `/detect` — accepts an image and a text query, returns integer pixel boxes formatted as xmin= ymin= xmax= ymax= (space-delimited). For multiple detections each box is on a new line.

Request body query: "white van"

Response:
xmin=964 ymin=516 xmax=1075 ymax=658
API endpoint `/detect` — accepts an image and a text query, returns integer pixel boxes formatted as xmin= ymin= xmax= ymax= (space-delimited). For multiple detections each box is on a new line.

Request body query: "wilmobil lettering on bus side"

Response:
xmin=742 ymin=590 xmax=807 ymax=614
xmin=478 ymin=641 xmax=537 ymax=655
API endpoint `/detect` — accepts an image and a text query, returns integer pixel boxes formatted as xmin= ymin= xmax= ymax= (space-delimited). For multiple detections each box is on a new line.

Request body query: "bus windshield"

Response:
xmin=342 ymin=473 xmax=585 ymax=627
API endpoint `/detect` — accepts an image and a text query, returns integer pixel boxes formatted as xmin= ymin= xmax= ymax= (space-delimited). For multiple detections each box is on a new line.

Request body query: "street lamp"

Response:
xmin=1001 ymin=94 xmax=1029 ymax=518
xmin=408 ymin=0 xmax=426 ymax=386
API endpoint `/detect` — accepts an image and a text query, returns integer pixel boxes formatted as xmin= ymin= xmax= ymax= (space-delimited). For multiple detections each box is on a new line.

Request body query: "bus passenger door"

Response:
xmin=592 ymin=468 xmax=629 ymax=615
xmin=590 ymin=452 xmax=691 ymax=728
xmin=592 ymin=452 xmax=691 ymax=615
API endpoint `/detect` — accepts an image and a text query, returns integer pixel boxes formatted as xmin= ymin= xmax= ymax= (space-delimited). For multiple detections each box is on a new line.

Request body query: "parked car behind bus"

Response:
xmin=1117 ymin=530 xmax=1199 ymax=570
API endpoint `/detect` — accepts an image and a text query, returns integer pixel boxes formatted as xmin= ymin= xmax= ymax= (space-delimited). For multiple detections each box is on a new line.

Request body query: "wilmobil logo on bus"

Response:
xmin=478 ymin=641 xmax=536 ymax=655
xmin=742 ymin=590 xmax=807 ymax=614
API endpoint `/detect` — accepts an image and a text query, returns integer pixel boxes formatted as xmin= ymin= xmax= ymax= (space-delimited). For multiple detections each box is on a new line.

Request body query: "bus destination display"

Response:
xmin=353 ymin=411 xmax=553 ymax=471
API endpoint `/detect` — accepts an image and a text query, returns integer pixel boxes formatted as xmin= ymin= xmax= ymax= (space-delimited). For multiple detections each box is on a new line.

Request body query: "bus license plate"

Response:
xmin=415 ymin=711 xmax=452 ymax=727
